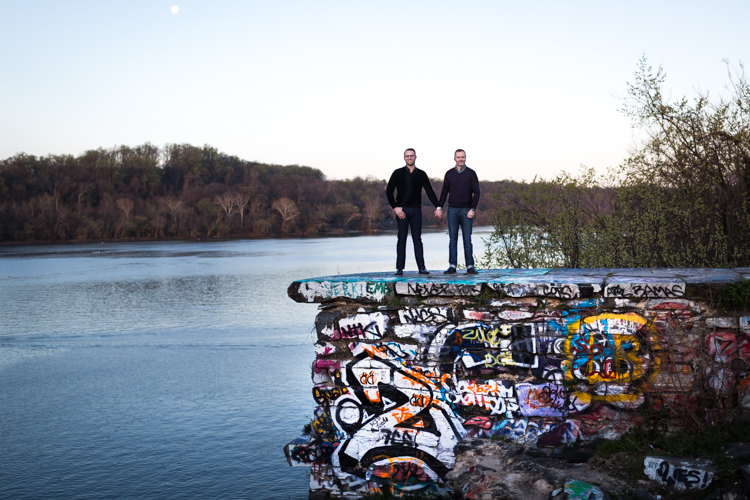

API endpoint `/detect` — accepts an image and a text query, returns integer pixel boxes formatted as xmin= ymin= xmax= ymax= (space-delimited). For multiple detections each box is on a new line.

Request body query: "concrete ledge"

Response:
xmin=288 ymin=268 xmax=750 ymax=303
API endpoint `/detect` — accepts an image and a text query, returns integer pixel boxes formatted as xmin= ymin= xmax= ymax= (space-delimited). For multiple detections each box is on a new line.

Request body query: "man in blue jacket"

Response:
xmin=386 ymin=148 xmax=440 ymax=276
xmin=435 ymin=149 xmax=481 ymax=274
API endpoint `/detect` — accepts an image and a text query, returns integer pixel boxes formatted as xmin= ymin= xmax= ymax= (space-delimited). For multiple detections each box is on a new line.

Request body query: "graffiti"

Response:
xmin=369 ymin=456 xmax=438 ymax=484
xmin=398 ymin=307 xmax=452 ymax=325
xmin=327 ymin=342 xmax=467 ymax=490
xmin=310 ymin=468 xmax=381 ymax=496
xmin=393 ymin=324 xmax=439 ymax=344
xmin=536 ymin=419 xmax=579 ymax=447
xmin=564 ymin=479 xmax=607 ymax=500
xmin=491 ymin=282 xmax=585 ymax=299
xmin=485 ymin=418 xmax=552 ymax=442
xmin=314 ymin=341 xmax=337 ymax=357
xmin=605 ymin=283 xmax=685 ymax=298
xmin=453 ymin=379 xmax=519 ymax=417
xmin=647 ymin=298 xmax=696 ymax=310
xmin=382 ymin=429 xmax=417 ymax=447
xmin=463 ymin=416 xmax=492 ymax=429
xmin=444 ymin=322 xmax=540 ymax=371
xmin=285 ymin=435 xmax=319 ymax=466
xmin=296 ymin=280 xmax=391 ymax=302
xmin=644 ymin=456 xmax=715 ymax=490
xmin=410 ymin=394 xmax=433 ymax=407
xmin=395 ymin=282 xmax=481 ymax=297
xmin=463 ymin=310 xmax=496 ymax=322
xmin=338 ymin=312 xmax=388 ymax=340
xmin=556 ymin=313 xmax=660 ymax=408
xmin=315 ymin=310 xmax=345 ymax=339
xmin=462 ymin=473 xmax=500 ymax=500
xmin=311 ymin=406 xmax=337 ymax=436
xmin=705 ymin=331 xmax=750 ymax=393
xmin=497 ymin=310 xmax=534 ymax=321
xmin=705 ymin=317 xmax=738 ymax=329
xmin=313 ymin=386 xmax=349 ymax=406
xmin=350 ymin=342 xmax=418 ymax=364
xmin=285 ymin=274 xmax=727 ymax=497
xmin=312 ymin=359 xmax=341 ymax=385
xmin=516 ymin=382 xmax=589 ymax=417
xmin=706 ymin=331 xmax=750 ymax=363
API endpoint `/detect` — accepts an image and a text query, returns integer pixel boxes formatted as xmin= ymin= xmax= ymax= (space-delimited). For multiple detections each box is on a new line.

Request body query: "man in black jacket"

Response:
xmin=435 ymin=149 xmax=480 ymax=274
xmin=386 ymin=148 xmax=440 ymax=276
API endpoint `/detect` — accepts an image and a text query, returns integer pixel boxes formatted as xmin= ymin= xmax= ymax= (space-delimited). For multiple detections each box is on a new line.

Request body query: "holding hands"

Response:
xmin=434 ymin=208 xmax=475 ymax=218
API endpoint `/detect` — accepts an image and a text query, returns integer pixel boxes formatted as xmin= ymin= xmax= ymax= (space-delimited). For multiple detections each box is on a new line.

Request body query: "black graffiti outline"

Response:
xmin=400 ymin=307 xmax=451 ymax=324
xmin=404 ymin=282 xmax=479 ymax=297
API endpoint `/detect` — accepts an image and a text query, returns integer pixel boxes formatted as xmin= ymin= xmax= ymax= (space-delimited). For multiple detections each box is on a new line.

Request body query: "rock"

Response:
xmin=740 ymin=464 xmax=750 ymax=494
xmin=532 ymin=478 xmax=553 ymax=497
xmin=703 ymin=490 xmax=722 ymax=500
xmin=455 ymin=444 xmax=473 ymax=454
xmin=524 ymin=447 xmax=550 ymax=458
xmin=643 ymin=456 xmax=716 ymax=490
xmin=633 ymin=489 xmax=654 ymax=500
xmin=308 ymin=491 xmax=330 ymax=500
xmin=724 ymin=442 xmax=750 ymax=459
xmin=567 ymin=451 xmax=594 ymax=464
xmin=549 ymin=448 xmax=594 ymax=463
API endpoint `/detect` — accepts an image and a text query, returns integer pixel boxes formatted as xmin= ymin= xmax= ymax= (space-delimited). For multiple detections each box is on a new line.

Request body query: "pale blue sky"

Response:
xmin=1 ymin=1 xmax=747 ymax=181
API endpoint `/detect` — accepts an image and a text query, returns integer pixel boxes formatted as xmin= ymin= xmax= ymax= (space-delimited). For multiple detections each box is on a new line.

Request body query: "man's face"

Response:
xmin=404 ymin=150 xmax=416 ymax=167
xmin=455 ymin=151 xmax=466 ymax=167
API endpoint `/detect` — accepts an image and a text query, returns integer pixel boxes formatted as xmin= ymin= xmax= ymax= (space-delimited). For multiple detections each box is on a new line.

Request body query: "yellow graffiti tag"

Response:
xmin=562 ymin=313 xmax=661 ymax=408
xmin=460 ymin=324 xmax=512 ymax=348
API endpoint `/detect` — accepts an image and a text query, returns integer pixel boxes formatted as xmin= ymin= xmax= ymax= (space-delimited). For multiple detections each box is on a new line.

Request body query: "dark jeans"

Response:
xmin=447 ymin=207 xmax=474 ymax=268
xmin=396 ymin=207 xmax=425 ymax=270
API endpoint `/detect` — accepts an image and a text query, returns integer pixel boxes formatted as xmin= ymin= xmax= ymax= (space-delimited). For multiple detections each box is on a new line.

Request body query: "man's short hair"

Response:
xmin=404 ymin=148 xmax=416 ymax=155
xmin=455 ymin=149 xmax=465 ymax=155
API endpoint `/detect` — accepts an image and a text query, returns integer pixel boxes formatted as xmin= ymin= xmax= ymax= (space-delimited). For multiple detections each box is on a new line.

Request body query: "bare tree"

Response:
xmin=272 ymin=197 xmax=300 ymax=233
xmin=361 ymin=196 xmax=382 ymax=232
xmin=332 ymin=203 xmax=361 ymax=231
xmin=116 ymin=198 xmax=134 ymax=223
xmin=161 ymin=196 xmax=183 ymax=223
xmin=215 ymin=192 xmax=238 ymax=224
xmin=230 ymin=191 xmax=252 ymax=229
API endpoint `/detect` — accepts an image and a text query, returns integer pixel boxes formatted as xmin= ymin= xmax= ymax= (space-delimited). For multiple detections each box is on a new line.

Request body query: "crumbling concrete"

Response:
xmin=285 ymin=269 xmax=750 ymax=498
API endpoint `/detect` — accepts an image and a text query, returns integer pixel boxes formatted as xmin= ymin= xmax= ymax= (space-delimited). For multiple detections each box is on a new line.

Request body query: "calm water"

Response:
xmin=0 ymin=229 xmax=489 ymax=499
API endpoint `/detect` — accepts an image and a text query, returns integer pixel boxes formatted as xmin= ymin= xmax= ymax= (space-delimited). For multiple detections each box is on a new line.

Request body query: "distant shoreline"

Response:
xmin=0 ymin=225 xmax=495 ymax=248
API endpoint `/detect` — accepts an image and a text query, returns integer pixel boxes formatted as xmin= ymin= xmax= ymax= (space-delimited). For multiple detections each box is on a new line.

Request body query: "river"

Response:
xmin=0 ymin=228 xmax=491 ymax=499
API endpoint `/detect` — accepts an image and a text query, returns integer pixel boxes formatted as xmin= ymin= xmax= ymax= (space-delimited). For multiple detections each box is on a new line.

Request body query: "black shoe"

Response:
xmin=419 ymin=269 xmax=430 ymax=275
xmin=466 ymin=267 xmax=479 ymax=274
xmin=444 ymin=267 xmax=457 ymax=274
xmin=394 ymin=269 xmax=403 ymax=276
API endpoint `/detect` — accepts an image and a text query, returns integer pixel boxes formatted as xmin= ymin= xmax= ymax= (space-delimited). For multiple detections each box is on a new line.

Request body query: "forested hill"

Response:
xmin=0 ymin=143 xmax=516 ymax=243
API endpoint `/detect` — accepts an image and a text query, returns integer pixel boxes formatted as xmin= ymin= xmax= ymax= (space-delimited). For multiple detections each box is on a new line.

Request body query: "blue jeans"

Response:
xmin=396 ymin=207 xmax=425 ymax=270
xmin=447 ymin=207 xmax=474 ymax=268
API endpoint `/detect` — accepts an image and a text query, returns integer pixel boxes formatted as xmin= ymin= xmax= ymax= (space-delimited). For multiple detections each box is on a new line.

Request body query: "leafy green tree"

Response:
xmin=483 ymin=58 xmax=750 ymax=269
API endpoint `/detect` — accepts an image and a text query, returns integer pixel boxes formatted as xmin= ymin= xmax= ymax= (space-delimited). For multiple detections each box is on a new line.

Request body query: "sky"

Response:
xmin=1 ymin=1 xmax=748 ymax=182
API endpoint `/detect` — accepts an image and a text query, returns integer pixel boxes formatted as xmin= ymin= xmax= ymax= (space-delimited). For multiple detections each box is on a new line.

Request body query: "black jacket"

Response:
xmin=386 ymin=166 xmax=439 ymax=209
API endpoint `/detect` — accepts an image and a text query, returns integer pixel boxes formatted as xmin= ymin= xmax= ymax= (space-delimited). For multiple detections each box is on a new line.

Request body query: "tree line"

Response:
xmin=0 ymin=143 xmax=516 ymax=243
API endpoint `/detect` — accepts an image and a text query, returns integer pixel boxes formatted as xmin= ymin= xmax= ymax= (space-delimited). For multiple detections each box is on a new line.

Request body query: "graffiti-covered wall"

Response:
xmin=285 ymin=268 xmax=750 ymax=498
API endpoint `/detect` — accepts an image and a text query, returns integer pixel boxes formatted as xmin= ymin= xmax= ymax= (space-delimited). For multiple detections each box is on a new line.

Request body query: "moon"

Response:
xmin=171 ymin=5 xmax=179 ymax=14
